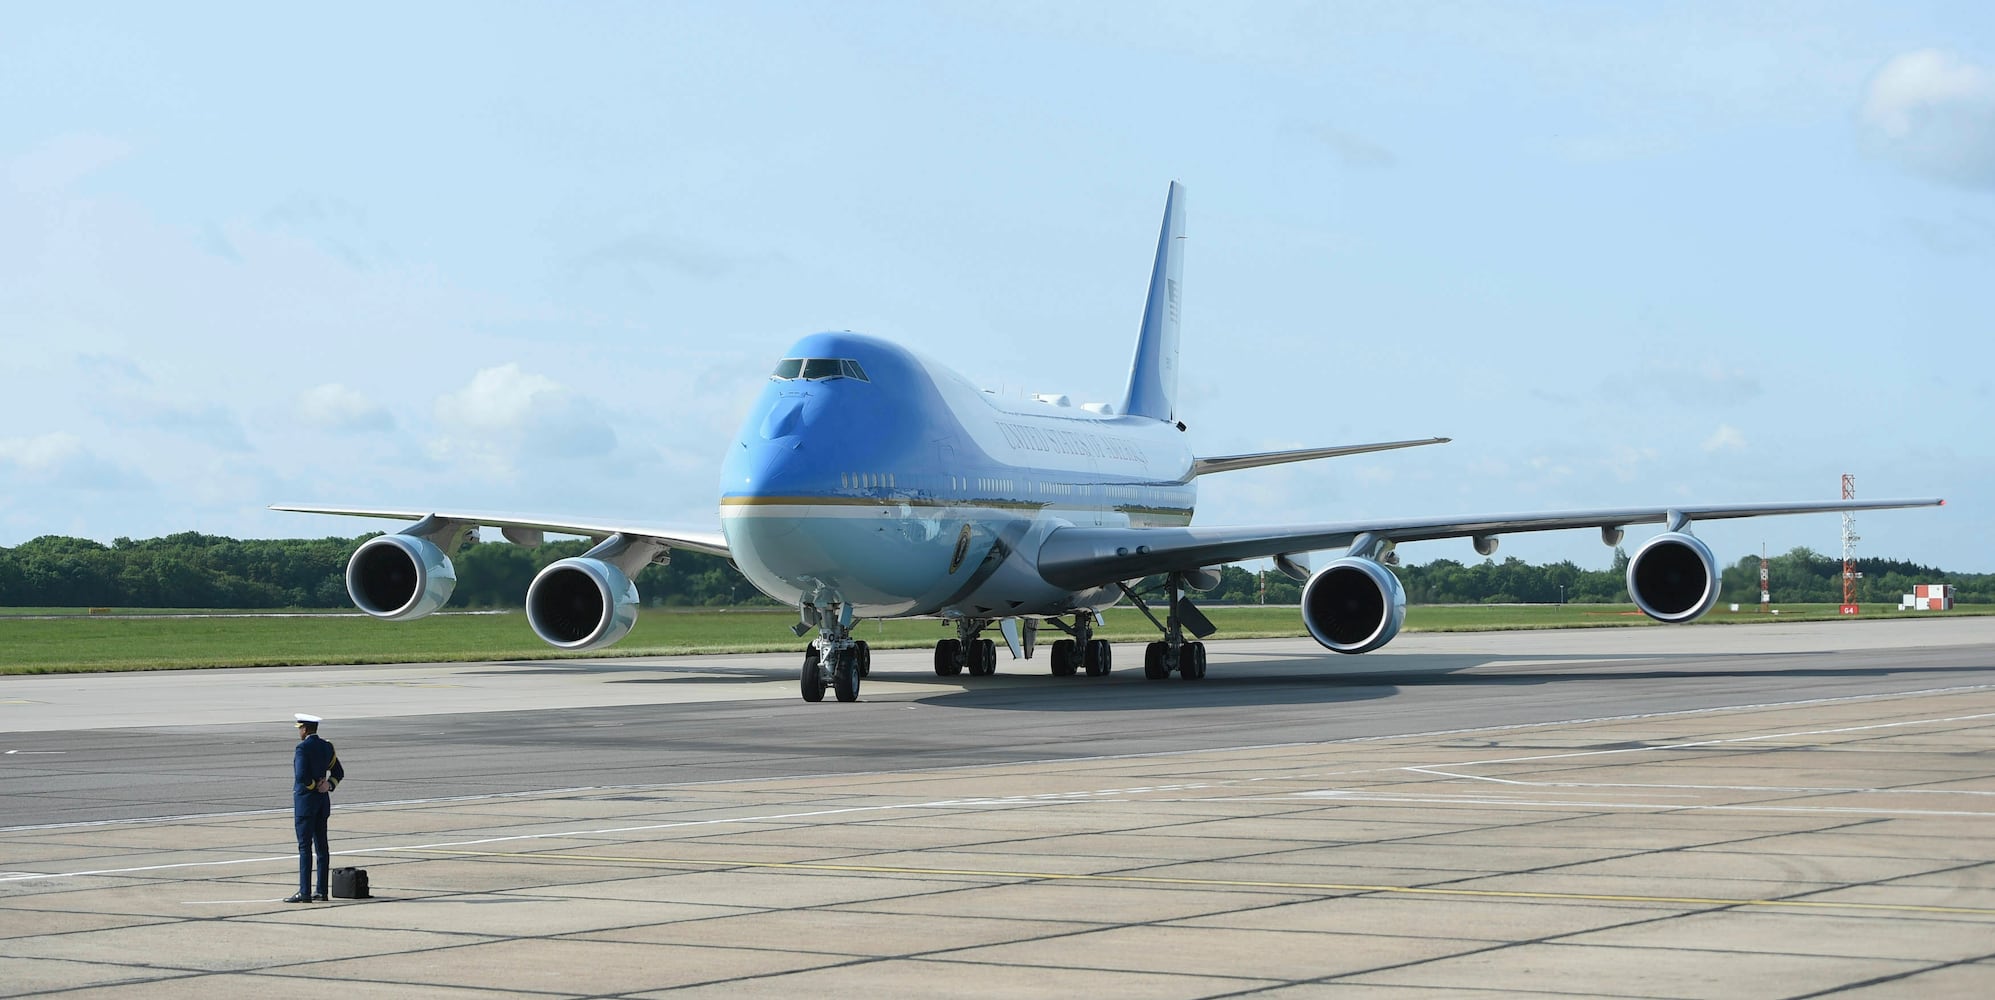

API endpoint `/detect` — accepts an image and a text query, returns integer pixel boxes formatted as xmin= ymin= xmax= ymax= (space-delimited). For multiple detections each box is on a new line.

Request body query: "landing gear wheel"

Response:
xmin=833 ymin=647 xmax=861 ymax=702
xmin=1050 ymin=638 xmax=1077 ymax=677
xmin=1143 ymin=641 xmax=1167 ymax=680
xmin=934 ymin=638 xmax=962 ymax=677
xmin=801 ymin=647 xmax=826 ymax=702
xmin=970 ymin=638 xmax=998 ymax=676
xmin=1084 ymin=638 xmax=1112 ymax=677
xmin=1178 ymin=641 xmax=1206 ymax=680
xmin=855 ymin=640 xmax=871 ymax=678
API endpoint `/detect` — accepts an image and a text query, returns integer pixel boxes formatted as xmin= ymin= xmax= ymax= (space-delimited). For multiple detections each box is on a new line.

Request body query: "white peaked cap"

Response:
xmin=294 ymin=713 xmax=322 ymax=724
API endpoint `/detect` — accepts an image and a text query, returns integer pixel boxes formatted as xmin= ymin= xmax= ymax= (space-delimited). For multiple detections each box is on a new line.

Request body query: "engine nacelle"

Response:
xmin=1626 ymin=531 xmax=1719 ymax=623
xmin=1183 ymin=566 xmax=1223 ymax=592
xmin=346 ymin=534 xmax=456 ymax=621
xmin=526 ymin=557 xmax=640 ymax=650
xmin=1300 ymin=556 xmax=1407 ymax=654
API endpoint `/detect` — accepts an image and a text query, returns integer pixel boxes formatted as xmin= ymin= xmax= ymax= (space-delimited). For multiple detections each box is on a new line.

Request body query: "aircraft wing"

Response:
xmin=270 ymin=505 xmax=731 ymax=559
xmin=1035 ymin=498 xmax=1943 ymax=590
xmin=1191 ymin=437 xmax=1450 ymax=477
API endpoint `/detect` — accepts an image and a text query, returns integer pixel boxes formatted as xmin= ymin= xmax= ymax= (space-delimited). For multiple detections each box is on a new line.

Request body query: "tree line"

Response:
xmin=0 ymin=533 xmax=1986 ymax=609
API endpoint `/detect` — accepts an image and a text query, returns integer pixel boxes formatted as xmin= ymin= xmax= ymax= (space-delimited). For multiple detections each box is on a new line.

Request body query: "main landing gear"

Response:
xmin=798 ymin=604 xmax=869 ymax=704
xmin=933 ymin=618 xmax=998 ymax=677
xmin=1044 ymin=610 xmax=1112 ymax=678
xmin=1120 ymin=573 xmax=1216 ymax=682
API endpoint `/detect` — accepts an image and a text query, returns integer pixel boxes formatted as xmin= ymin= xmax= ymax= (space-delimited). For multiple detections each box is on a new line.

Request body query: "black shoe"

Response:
xmin=283 ymin=893 xmax=311 ymax=903
xmin=312 ymin=893 xmax=328 ymax=901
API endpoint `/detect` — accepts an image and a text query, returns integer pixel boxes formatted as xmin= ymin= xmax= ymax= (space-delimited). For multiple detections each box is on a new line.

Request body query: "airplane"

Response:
xmin=276 ymin=182 xmax=1943 ymax=704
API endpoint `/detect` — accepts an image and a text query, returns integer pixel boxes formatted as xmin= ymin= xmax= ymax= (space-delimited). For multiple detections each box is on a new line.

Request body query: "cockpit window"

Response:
xmin=771 ymin=357 xmax=870 ymax=382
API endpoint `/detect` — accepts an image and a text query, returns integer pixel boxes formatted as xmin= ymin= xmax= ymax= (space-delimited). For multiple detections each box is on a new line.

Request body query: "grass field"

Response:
xmin=1 ymin=602 xmax=1987 ymax=674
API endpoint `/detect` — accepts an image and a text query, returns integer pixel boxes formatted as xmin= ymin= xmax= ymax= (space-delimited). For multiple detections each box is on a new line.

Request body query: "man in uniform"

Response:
xmin=287 ymin=713 xmax=344 ymax=903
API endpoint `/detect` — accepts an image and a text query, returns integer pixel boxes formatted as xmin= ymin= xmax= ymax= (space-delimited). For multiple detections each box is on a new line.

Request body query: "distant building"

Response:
xmin=1899 ymin=584 xmax=1955 ymax=611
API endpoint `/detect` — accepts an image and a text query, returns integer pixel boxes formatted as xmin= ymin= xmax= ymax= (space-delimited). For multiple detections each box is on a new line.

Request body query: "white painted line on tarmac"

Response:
xmin=0 ymin=798 xmax=1055 ymax=883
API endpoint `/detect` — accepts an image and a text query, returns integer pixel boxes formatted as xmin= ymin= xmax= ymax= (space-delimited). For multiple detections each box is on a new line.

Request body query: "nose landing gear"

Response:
xmin=798 ymin=603 xmax=868 ymax=703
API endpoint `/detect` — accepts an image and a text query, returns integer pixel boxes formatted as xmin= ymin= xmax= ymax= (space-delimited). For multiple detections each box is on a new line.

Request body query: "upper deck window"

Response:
xmin=770 ymin=358 xmax=870 ymax=382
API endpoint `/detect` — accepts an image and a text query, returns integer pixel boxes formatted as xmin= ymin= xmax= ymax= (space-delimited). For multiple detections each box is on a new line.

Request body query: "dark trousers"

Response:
xmin=294 ymin=794 xmax=330 ymax=895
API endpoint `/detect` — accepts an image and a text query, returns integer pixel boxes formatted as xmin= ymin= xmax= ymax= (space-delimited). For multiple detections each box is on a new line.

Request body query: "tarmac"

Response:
xmin=3 ymin=617 xmax=1993 ymax=998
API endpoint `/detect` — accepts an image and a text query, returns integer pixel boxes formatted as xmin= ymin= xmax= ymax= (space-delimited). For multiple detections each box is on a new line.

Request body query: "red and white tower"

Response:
xmin=1759 ymin=544 xmax=1770 ymax=613
xmin=1840 ymin=474 xmax=1860 ymax=615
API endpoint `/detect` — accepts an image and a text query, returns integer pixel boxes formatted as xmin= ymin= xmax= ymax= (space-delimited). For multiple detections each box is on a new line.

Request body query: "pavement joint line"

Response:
xmin=1404 ymin=711 xmax=1995 ymax=770
xmin=1399 ymin=767 xmax=1995 ymax=797
xmin=8 ymin=681 xmax=1992 ymax=836
xmin=1280 ymin=791 xmax=1995 ymax=818
xmin=395 ymin=847 xmax=1995 ymax=917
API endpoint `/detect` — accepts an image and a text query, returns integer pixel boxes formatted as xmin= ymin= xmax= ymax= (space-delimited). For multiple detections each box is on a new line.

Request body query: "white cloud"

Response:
xmin=298 ymin=383 xmax=395 ymax=432
xmin=1601 ymin=361 xmax=1761 ymax=407
xmin=96 ymin=396 xmax=252 ymax=452
xmin=1703 ymin=424 xmax=1748 ymax=452
xmin=1602 ymin=445 xmax=1658 ymax=483
xmin=1861 ymin=49 xmax=1995 ymax=190
xmin=0 ymin=433 xmax=144 ymax=490
xmin=431 ymin=364 xmax=617 ymax=478
xmin=4 ymin=133 xmax=131 ymax=193
xmin=1296 ymin=123 xmax=1397 ymax=168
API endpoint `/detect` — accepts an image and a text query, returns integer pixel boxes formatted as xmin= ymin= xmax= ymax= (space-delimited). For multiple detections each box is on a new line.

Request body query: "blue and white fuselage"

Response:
xmin=721 ymin=332 xmax=1194 ymax=621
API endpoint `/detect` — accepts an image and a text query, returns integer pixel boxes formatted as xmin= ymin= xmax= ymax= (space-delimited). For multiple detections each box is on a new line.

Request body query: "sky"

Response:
xmin=3 ymin=2 xmax=1991 ymax=574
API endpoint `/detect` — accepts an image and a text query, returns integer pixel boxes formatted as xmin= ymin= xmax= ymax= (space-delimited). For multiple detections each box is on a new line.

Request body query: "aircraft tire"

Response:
xmin=1178 ymin=641 xmax=1206 ymax=680
xmin=1085 ymin=638 xmax=1112 ymax=677
xmin=856 ymin=640 xmax=871 ymax=678
xmin=833 ymin=648 xmax=861 ymax=702
xmin=977 ymin=638 xmax=998 ymax=676
xmin=1050 ymin=639 xmax=1077 ymax=677
xmin=934 ymin=639 xmax=962 ymax=677
xmin=1143 ymin=642 xmax=1167 ymax=680
xmin=801 ymin=647 xmax=826 ymax=702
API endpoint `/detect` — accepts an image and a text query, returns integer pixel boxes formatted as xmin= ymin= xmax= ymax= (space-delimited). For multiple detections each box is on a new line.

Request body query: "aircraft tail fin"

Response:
xmin=1120 ymin=181 xmax=1186 ymax=422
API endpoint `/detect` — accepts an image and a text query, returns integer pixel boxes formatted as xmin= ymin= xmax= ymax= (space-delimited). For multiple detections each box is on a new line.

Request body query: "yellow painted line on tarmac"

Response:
xmin=399 ymin=848 xmax=1995 ymax=917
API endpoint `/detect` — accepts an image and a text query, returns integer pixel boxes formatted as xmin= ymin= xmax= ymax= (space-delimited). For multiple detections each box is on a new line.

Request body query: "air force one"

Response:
xmin=277 ymin=183 xmax=1942 ymax=703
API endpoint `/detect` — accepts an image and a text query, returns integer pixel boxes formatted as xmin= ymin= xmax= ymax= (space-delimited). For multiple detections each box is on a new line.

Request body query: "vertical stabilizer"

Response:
xmin=1120 ymin=181 xmax=1186 ymax=422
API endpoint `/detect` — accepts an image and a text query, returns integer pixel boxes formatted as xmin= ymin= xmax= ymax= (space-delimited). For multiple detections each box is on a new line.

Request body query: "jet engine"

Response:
xmin=526 ymin=557 xmax=640 ymax=650
xmin=1626 ymin=531 xmax=1720 ymax=623
xmin=346 ymin=534 xmax=457 ymax=621
xmin=1300 ymin=557 xmax=1407 ymax=654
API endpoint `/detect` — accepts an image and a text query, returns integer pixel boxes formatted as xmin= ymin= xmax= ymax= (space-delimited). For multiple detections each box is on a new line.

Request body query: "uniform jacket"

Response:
xmin=293 ymin=734 xmax=344 ymax=797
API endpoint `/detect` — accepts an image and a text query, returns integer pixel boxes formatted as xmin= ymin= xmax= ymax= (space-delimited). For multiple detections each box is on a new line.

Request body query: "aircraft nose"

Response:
xmin=733 ymin=439 xmax=819 ymax=499
xmin=759 ymin=397 xmax=806 ymax=440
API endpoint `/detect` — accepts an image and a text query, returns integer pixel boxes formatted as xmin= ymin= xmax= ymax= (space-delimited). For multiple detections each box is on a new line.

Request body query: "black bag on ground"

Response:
xmin=330 ymin=867 xmax=370 ymax=899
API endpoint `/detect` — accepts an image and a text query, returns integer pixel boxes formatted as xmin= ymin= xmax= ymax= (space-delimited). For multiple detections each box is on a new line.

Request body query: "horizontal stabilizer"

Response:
xmin=1192 ymin=437 xmax=1450 ymax=478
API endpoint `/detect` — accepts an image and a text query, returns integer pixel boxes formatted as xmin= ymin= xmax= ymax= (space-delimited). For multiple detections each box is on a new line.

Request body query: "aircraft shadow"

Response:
xmin=911 ymin=656 xmax=1995 ymax=713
